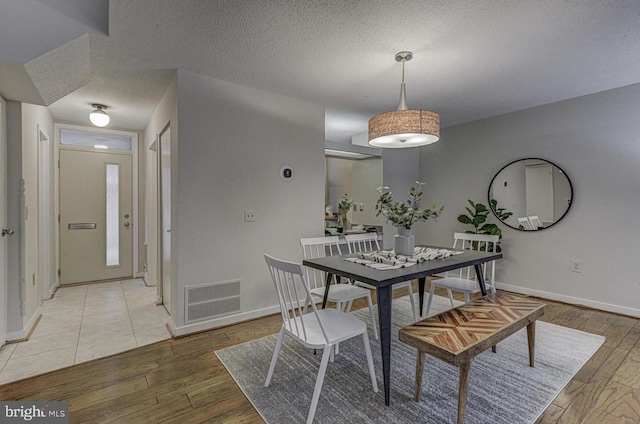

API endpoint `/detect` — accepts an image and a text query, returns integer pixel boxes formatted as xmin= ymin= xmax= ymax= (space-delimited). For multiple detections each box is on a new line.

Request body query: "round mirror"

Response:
xmin=488 ymin=158 xmax=573 ymax=231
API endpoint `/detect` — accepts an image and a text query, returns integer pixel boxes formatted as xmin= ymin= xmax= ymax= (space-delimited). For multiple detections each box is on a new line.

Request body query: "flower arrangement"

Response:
xmin=375 ymin=182 xmax=444 ymax=229
xmin=336 ymin=194 xmax=355 ymax=230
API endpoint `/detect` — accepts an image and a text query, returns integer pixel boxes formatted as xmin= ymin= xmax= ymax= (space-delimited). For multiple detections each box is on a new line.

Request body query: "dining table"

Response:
xmin=302 ymin=245 xmax=502 ymax=406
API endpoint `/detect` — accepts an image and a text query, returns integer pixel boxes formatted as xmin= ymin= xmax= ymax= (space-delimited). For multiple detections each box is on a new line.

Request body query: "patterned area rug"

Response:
xmin=216 ymin=295 xmax=604 ymax=424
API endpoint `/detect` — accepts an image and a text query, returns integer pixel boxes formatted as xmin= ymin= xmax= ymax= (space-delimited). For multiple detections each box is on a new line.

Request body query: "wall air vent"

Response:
xmin=184 ymin=279 xmax=240 ymax=324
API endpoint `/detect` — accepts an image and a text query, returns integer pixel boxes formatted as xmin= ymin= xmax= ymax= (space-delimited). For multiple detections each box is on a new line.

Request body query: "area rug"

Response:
xmin=216 ymin=295 xmax=605 ymax=424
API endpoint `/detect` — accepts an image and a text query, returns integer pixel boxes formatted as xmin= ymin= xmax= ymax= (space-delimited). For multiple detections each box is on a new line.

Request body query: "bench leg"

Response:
xmin=414 ymin=351 xmax=425 ymax=402
xmin=527 ymin=321 xmax=536 ymax=367
xmin=458 ymin=360 xmax=472 ymax=424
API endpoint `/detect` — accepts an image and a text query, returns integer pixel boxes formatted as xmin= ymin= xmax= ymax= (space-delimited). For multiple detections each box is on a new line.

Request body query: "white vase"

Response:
xmin=394 ymin=227 xmax=415 ymax=256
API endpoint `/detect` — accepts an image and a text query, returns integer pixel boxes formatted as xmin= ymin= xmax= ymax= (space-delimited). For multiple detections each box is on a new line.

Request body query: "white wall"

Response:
xmin=350 ymin=157 xmax=384 ymax=226
xmin=381 ymin=149 xmax=421 ymax=250
xmin=173 ymin=70 xmax=325 ymax=332
xmin=325 ymin=157 xmax=352 ymax=213
xmin=418 ymin=82 xmax=640 ymax=317
xmin=5 ymin=102 xmax=53 ymax=337
xmin=5 ymin=101 xmax=21 ymax=334
xmin=20 ymin=104 xmax=53 ymax=330
xmin=144 ymin=73 xmax=177 ymax=312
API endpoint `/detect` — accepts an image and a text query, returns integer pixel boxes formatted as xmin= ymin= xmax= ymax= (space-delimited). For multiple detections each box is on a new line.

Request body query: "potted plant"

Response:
xmin=375 ymin=182 xmax=444 ymax=255
xmin=457 ymin=199 xmax=512 ymax=251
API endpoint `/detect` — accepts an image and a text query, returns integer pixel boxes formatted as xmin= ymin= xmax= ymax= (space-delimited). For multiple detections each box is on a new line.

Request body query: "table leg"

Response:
xmin=527 ymin=321 xmax=536 ymax=367
xmin=473 ymin=263 xmax=487 ymax=296
xmin=321 ymin=273 xmax=339 ymax=309
xmin=376 ymin=285 xmax=392 ymax=405
xmin=458 ymin=360 xmax=472 ymax=424
xmin=414 ymin=351 xmax=425 ymax=402
xmin=418 ymin=277 xmax=426 ymax=317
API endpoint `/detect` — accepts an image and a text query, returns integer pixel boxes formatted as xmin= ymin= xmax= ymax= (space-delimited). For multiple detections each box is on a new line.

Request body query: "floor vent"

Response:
xmin=185 ymin=280 xmax=240 ymax=324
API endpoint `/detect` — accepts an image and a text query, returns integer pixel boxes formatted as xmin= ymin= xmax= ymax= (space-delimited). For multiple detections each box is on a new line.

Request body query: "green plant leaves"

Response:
xmin=375 ymin=182 xmax=443 ymax=229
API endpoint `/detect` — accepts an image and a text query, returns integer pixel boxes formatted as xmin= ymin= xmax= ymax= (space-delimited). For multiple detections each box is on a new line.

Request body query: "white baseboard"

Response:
xmin=49 ymin=282 xmax=59 ymax=298
xmin=170 ymin=305 xmax=281 ymax=337
xmin=496 ymin=282 xmax=640 ymax=318
xmin=7 ymin=307 xmax=42 ymax=342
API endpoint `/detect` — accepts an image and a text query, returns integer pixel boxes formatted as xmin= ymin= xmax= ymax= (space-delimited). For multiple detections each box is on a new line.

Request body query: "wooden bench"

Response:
xmin=398 ymin=291 xmax=547 ymax=424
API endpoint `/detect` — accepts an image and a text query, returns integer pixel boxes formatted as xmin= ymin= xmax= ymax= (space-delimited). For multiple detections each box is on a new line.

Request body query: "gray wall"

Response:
xmin=173 ymin=70 xmax=325 ymax=331
xmin=418 ymin=82 xmax=640 ymax=316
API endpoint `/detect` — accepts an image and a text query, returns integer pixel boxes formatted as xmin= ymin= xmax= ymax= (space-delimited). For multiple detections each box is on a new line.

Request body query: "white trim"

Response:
xmin=169 ymin=305 xmax=281 ymax=337
xmin=7 ymin=307 xmax=41 ymax=342
xmin=496 ymin=282 xmax=640 ymax=318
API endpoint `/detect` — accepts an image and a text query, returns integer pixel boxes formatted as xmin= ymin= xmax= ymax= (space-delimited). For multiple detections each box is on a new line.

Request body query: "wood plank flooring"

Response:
xmin=1 ymin=283 xmax=639 ymax=424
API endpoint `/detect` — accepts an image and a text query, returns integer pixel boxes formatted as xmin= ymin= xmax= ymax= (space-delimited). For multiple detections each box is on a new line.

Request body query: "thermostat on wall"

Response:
xmin=280 ymin=166 xmax=293 ymax=181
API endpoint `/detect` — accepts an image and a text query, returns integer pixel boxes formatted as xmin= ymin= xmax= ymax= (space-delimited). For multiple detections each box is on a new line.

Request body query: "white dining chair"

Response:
xmin=424 ymin=232 xmax=500 ymax=317
xmin=528 ymin=215 xmax=543 ymax=229
xmin=517 ymin=217 xmax=534 ymax=230
xmin=264 ymin=254 xmax=378 ymax=424
xmin=344 ymin=232 xmax=418 ymax=322
xmin=300 ymin=236 xmax=378 ymax=340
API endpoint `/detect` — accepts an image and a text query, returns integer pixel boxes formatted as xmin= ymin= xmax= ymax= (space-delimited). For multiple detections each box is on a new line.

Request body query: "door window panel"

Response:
xmin=106 ymin=164 xmax=119 ymax=266
xmin=61 ymin=129 xmax=132 ymax=151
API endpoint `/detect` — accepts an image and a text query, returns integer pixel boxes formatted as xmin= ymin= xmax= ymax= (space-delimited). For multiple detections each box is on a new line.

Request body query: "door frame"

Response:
xmin=54 ymin=123 xmax=139 ymax=284
xmin=37 ymin=125 xmax=54 ymax=300
xmin=158 ymin=123 xmax=171 ymax=314
xmin=0 ymin=97 xmax=7 ymax=346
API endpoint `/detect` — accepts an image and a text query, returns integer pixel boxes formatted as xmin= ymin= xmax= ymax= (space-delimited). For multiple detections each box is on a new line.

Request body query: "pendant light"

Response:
xmin=89 ymin=104 xmax=110 ymax=127
xmin=368 ymin=51 xmax=440 ymax=148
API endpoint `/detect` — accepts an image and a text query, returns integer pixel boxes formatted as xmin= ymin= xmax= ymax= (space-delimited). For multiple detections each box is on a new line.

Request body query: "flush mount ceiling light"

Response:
xmin=368 ymin=51 xmax=440 ymax=148
xmin=89 ymin=104 xmax=110 ymax=127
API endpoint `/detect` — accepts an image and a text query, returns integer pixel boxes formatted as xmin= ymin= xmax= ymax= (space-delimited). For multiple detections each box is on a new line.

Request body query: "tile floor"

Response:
xmin=0 ymin=278 xmax=171 ymax=385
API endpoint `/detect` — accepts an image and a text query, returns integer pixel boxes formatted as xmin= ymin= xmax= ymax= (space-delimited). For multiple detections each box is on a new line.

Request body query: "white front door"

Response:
xmin=59 ymin=149 xmax=133 ymax=284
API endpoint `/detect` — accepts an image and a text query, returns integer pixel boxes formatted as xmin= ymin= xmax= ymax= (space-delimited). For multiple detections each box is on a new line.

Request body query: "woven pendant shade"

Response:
xmin=368 ymin=109 xmax=440 ymax=148
xmin=368 ymin=51 xmax=440 ymax=148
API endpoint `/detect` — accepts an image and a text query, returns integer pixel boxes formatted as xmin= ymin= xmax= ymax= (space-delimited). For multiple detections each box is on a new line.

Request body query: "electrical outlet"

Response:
xmin=571 ymin=260 xmax=582 ymax=273
xmin=244 ymin=210 xmax=256 ymax=222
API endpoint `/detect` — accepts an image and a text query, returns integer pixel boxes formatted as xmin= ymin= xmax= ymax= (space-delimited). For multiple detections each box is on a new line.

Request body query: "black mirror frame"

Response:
xmin=488 ymin=158 xmax=573 ymax=232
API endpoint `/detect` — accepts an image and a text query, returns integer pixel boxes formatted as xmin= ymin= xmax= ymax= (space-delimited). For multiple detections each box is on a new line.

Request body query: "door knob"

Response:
xmin=2 ymin=228 xmax=14 ymax=237
xmin=123 ymin=222 xmax=130 ymax=228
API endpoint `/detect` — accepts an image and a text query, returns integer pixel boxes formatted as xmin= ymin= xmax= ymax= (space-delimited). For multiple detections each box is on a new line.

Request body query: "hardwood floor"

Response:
xmin=1 ymin=283 xmax=639 ymax=424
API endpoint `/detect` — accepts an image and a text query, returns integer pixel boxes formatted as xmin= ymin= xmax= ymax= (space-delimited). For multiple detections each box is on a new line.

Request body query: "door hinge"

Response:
xmin=58 ymin=159 xmax=60 ymax=168
xmin=58 ymin=214 xmax=60 ymax=223
xmin=58 ymin=268 xmax=61 ymax=277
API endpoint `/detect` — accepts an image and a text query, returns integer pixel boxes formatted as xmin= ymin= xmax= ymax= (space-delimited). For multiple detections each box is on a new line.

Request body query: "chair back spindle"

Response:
xmin=264 ymin=254 xmax=329 ymax=344
xmin=300 ymin=236 xmax=342 ymax=291
xmin=345 ymin=232 xmax=380 ymax=254
xmin=449 ymin=232 xmax=498 ymax=285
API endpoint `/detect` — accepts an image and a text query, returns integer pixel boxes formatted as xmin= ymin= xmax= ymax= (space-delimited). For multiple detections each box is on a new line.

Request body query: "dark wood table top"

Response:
xmin=302 ymin=246 xmax=502 ymax=289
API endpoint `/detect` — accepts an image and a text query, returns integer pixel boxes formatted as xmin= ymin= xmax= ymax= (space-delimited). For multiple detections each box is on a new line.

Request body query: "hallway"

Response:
xmin=0 ymin=279 xmax=170 ymax=384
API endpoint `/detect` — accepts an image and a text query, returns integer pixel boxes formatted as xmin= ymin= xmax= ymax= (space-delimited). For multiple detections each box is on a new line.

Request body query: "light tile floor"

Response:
xmin=0 ymin=279 xmax=170 ymax=385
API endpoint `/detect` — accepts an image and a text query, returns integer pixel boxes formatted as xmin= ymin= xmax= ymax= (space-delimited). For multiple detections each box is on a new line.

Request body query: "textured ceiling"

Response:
xmin=2 ymin=0 xmax=640 ymax=137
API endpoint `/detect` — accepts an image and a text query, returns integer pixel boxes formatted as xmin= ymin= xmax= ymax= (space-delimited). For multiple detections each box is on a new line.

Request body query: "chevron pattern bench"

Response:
xmin=399 ymin=291 xmax=547 ymax=424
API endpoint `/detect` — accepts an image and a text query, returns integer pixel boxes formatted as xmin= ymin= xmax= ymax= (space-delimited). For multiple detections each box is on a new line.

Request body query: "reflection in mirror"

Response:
xmin=488 ymin=158 xmax=572 ymax=231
